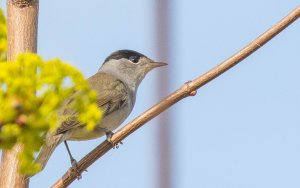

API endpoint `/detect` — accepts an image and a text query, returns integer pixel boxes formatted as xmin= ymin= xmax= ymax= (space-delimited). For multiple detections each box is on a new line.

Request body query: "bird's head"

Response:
xmin=99 ymin=50 xmax=167 ymax=90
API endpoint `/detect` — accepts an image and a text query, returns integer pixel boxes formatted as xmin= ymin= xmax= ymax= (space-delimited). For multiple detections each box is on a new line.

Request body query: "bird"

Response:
xmin=35 ymin=49 xmax=167 ymax=174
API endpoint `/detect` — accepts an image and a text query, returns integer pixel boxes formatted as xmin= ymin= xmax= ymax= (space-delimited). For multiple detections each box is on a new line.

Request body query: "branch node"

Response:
xmin=184 ymin=80 xmax=197 ymax=97
xmin=189 ymin=90 xmax=197 ymax=96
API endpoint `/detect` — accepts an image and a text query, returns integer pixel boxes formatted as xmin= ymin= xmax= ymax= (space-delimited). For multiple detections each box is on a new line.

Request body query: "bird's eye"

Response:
xmin=129 ymin=56 xmax=139 ymax=63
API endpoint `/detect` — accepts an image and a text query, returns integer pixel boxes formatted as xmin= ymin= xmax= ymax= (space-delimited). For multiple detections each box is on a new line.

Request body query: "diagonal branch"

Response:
xmin=52 ymin=6 xmax=300 ymax=188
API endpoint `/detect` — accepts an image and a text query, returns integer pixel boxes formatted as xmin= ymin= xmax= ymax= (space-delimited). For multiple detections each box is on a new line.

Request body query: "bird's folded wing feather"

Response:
xmin=55 ymin=72 xmax=128 ymax=135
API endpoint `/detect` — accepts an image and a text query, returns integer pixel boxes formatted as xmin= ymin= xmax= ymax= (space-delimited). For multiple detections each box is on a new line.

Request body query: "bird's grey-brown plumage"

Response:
xmin=56 ymin=72 xmax=131 ymax=140
xmin=35 ymin=50 xmax=167 ymax=173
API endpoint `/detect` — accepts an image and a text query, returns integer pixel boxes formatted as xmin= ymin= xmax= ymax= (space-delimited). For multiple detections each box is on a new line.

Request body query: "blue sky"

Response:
xmin=1 ymin=1 xmax=300 ymax=188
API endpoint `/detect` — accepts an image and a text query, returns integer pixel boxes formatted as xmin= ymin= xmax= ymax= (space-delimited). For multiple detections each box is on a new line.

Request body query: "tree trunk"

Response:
xmin=0 ymin=0 xmax=39 ymax=188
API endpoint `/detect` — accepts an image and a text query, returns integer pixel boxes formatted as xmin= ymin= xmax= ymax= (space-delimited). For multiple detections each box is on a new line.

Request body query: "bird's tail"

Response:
xmin=34 ymin=133 xmax=65 ymax=174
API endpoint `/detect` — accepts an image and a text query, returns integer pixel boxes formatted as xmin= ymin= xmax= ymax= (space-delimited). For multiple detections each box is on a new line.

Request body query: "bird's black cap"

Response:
xmin=104 ymin=50 xmax=148 ymax=64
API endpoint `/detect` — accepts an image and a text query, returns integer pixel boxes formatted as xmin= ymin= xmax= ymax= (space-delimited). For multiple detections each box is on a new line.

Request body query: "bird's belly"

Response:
xmin=67 ymin=105 xmax=132 ymax=141
xmin=66 ymin=128 xmax=105 ymax=141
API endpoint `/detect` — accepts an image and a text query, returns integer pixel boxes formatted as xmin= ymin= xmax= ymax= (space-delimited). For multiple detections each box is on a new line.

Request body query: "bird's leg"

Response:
xmin=64 ymin=141 xmax=84 ymax=179
xmin=100 ymin=127 xmax=123 ymax=149
xmin=64 ymin=141 xmax=77 ymax=166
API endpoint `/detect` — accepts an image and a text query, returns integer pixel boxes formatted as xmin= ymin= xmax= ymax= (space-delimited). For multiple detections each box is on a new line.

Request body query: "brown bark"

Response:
xmin=0 ymin=1 xmax=39 ymax=188
xmin=52 ymin=6 xmax=300 ymax=188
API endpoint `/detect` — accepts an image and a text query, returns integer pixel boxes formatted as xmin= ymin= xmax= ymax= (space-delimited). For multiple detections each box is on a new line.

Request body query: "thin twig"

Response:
xmin=52 ymin=6 xmax=300 ymax=188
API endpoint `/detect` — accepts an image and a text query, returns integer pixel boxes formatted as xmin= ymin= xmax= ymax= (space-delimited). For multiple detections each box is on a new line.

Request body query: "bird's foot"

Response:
xmin=69 ymin=158 xmax=87 ymax=180
xmin=105 ymin=130 xmax=114 ymax=143
xmin=64 ymin=140 xmax=87 ymax=179
xmin=104 ymin=129 xmax=123 ymax=149
xmin=69 ymin=158 xmax=82 ymax=180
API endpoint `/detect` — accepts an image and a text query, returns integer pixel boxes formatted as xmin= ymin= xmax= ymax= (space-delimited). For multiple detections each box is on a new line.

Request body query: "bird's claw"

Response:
xmin=113 ymin=141 xmax=123 ymax=149
xmin=105 ymin=130 xmax=123 ymax=149
xmin=69 ymin=158 xmax=87 ymax=180
xmin=105 ymin=130 xmax=114 ymax=143
xmin=69 ymin=159 xmax=82 ymax=180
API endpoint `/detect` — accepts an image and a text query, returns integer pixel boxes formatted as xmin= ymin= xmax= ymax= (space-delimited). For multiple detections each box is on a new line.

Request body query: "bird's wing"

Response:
xmin=55 ymin=72 xmax=128 ymax=135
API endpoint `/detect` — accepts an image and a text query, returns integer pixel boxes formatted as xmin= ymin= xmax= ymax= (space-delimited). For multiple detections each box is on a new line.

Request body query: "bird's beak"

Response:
xmin=149 ymin=61 xmax=168 ymax=69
